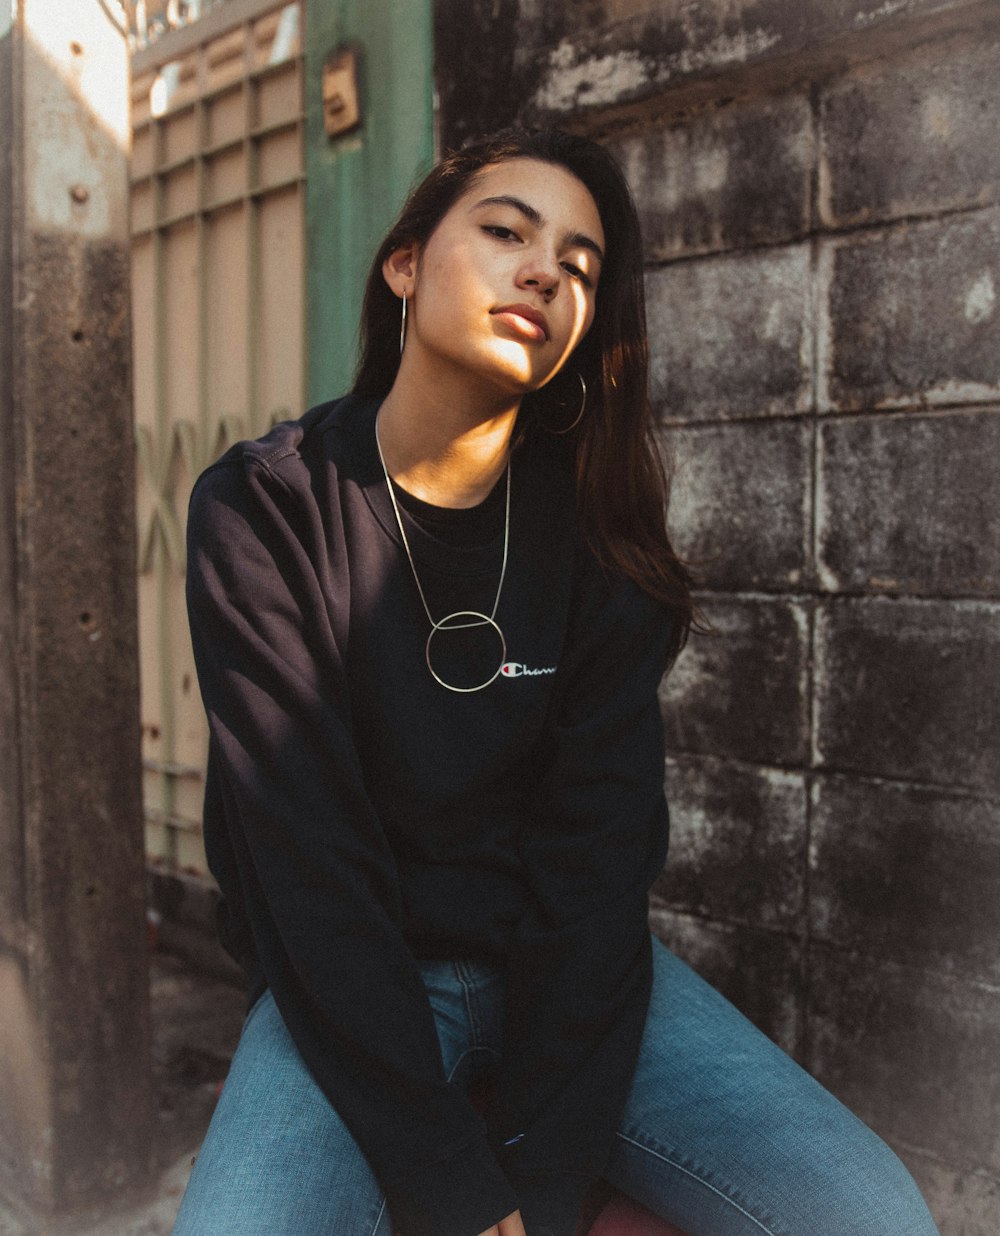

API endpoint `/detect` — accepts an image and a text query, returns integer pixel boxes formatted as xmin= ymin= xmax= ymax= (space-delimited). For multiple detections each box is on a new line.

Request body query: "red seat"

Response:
xmin=584 ymin=1190 xmax=689 ymax=1235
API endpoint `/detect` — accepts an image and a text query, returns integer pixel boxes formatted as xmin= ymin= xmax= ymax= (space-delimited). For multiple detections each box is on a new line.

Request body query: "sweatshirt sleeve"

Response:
xmin=185 ymin=452 xmax=518 ymax=1236
xmin=485 ymin=560 xmax=672 ymax=1236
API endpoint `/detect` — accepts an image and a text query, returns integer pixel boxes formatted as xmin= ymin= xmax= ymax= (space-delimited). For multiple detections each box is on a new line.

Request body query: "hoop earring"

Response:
xmin=399 ymin=291 xmax=408 ymax=356
xmin=547 ymin=373 xmax=586 ymax=435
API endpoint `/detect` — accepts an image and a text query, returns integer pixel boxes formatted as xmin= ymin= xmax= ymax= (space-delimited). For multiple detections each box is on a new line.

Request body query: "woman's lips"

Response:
xmin=491 ymin=304 xmax=549 ymax=342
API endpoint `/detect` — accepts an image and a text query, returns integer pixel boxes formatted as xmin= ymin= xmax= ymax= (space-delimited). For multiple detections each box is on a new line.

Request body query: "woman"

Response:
xmin=174 ymin=129 xmax=938 ymax=1236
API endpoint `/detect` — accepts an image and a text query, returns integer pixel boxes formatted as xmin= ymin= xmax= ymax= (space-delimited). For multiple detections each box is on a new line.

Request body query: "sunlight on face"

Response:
xmin=408 ymin=158 xmax=605 ymax=396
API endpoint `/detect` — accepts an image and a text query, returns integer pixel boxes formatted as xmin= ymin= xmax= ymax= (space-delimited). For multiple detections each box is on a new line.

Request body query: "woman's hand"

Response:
xmin=477 ymin=1208 xmax=526 ymax=1236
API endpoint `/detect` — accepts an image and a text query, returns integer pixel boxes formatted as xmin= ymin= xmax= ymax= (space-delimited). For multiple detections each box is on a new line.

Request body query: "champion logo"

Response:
xmin=501 ymin=662 xmax=557 ymax=678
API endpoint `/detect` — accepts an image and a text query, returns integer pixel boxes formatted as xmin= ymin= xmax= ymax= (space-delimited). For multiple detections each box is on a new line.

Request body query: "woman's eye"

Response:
xmin=562 ymin=261 xmax=592 ymax=288
xmin=484 ymin=225 xmax=518 ymax=241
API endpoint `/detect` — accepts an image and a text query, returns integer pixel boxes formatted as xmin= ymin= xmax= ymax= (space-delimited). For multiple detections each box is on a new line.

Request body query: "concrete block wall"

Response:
xmin=432 ymin=1 xmax=1000 ymax=1229
xmin=625 ymin=28 xmax=1000 ymax=1231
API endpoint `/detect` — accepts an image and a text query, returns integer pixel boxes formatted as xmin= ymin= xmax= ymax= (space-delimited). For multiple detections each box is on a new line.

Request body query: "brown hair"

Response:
xmin=353 ymin=128 xmax=696 ymax=665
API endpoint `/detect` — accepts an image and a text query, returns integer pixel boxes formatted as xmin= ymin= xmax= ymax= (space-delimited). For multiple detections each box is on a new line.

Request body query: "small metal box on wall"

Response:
xmin=322 ymin=43 xmax=361 ymax=138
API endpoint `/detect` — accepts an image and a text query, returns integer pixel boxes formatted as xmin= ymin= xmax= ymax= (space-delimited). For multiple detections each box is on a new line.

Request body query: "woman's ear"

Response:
xmin=382 ymin=243 xmax=418 ymax=299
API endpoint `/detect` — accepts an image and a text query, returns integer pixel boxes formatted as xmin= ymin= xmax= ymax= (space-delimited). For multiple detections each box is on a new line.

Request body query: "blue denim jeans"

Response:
xmin=173 ymin=936 xmax=939 ymax=1236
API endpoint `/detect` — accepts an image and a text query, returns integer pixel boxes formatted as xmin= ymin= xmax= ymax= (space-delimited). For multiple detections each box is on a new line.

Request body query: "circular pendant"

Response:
xmin=425 ymin=610 xmax=506 ymax=693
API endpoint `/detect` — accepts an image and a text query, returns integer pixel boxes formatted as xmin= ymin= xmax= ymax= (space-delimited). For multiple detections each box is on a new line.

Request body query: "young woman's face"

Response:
xmin=389 ymin=158 xmax=605 ymax=397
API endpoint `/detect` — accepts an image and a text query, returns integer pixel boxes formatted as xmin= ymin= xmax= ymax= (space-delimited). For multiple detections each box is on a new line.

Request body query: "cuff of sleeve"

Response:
xmin=385 ymin=1135 xmax=519 ymax=1236
xmin=507 ymin=1170 xmax=591 ymax=1236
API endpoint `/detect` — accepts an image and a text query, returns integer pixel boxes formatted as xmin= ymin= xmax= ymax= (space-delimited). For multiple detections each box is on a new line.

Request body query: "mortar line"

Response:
xmin=641 ymin=195 xmax=998 ymax=274
xmin=663 ymin=749 xmax=1000 ymax=805
xmin=656 ymin=401 xmax=1000 ymax=432
xmin=800 ymin=75 xmax=824 ymax=1067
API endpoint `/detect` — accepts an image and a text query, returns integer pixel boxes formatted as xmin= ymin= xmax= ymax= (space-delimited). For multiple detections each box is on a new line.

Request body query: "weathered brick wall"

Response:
xmin=436 ymin=1 xmax=1000 ymax=1229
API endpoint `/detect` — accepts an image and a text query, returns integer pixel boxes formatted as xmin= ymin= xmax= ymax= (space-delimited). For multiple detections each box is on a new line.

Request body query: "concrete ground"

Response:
xmin=0 ymin=950 xmax=246 ymax=1236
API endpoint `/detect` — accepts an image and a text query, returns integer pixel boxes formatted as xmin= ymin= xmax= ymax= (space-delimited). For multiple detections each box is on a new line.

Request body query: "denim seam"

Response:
xmin=454 ymin=959 xmax=485 ymax=1047
xmin=369 ymin=1195 xmax=388 ymax=1236
xmin=615 ymin=1129 xmax=780 ymax=1236
xmin=445 ymin=1043 xmax=498 ymax=1085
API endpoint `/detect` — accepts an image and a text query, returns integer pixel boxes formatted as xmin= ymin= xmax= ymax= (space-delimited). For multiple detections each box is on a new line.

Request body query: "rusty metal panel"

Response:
xmin=131 ymin=2 xmax=304 ymax=876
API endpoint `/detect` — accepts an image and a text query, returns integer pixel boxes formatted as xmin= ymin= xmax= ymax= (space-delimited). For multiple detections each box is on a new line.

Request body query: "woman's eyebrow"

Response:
xmin=472 ymin=194 xmax=605 ymax=264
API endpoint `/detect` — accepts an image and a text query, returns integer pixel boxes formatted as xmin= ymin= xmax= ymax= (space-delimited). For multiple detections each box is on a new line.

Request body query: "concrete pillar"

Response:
xmin=0 ymin=0 xmax=152 ymax=1221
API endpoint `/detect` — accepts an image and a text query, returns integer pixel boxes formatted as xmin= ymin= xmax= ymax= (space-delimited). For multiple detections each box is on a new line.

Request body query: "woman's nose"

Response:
xmin=517 ymin=256 xmax=559 ymax=300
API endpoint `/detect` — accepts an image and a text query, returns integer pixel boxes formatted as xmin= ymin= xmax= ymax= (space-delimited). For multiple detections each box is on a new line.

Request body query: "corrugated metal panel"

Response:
xmin=131 ymin=2 xmax=305 ymax=875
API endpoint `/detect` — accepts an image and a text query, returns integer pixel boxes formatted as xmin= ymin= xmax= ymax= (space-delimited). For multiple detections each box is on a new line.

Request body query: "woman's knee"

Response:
xmin=173 ymin=991 xmax=390 ymax=1235
xmin=625 ymin=941 xmax=939 ymax=1235
xmin=809 ymin=1125 xmax=937 ymax=1236
xmin=173 ymin=1140 xmax=388 ymax=1236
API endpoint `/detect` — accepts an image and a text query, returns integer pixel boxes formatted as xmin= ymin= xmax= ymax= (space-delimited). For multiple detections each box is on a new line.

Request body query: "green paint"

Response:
xmin=305 ymin=0 xmax=434 ymax=404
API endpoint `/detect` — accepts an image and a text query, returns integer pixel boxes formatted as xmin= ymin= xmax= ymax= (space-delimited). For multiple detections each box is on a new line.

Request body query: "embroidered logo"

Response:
xmin=501 ymin=662 xmax=557 ymax=679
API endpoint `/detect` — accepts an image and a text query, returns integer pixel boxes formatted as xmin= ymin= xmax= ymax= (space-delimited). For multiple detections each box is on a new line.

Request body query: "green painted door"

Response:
xmin=305 ymin=0 xmax=434 ymax=402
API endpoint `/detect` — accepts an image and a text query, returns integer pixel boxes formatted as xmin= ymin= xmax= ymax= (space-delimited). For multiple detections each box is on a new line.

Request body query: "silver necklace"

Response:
xmin=374 ymin=416 xmax=511 ymax=693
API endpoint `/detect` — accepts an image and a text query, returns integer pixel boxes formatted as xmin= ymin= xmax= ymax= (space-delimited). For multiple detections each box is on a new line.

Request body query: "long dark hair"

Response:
xmin=353 ymin=127 xmax=696 ymax=664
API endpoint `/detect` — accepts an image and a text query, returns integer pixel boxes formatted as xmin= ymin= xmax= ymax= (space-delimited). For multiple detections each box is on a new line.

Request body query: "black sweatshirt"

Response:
xmin=185 ymin=395 xmax=671 ymax=1236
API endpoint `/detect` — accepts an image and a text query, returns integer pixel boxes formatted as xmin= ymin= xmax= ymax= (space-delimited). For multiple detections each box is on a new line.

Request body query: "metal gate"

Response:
xmin=130 ymin=0 xmax=305 ymax=874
